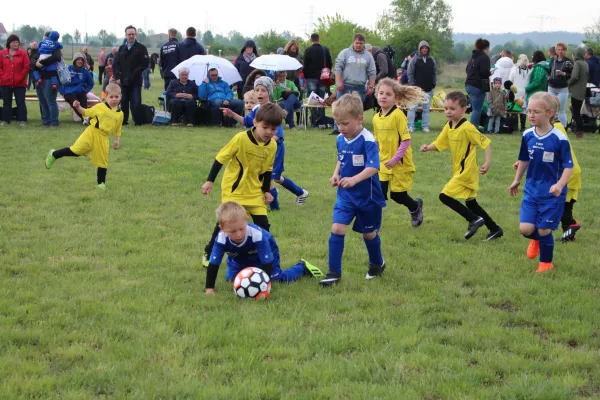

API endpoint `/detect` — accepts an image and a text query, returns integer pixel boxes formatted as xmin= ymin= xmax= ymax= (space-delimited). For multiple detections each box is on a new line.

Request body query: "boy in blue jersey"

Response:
xmin=509 ymin=92 xmax=573 ymax=273
xmin=223 ymin=76 xmax=309 ymax=210
xmin=319 ymin=93 xmax=387 ymax=286
xmin=205 ymin=202 xmax=323 ymax=295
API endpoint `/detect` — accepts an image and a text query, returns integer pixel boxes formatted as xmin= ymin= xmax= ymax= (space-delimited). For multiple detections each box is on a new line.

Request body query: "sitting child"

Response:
xmin=33 ymin=31 xmax=63 ymax=91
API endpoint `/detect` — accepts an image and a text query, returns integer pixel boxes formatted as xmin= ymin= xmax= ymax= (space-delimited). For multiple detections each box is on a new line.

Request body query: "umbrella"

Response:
xmin=249 ymin=55 xmax=302 ymax=72
xmin=171 ymin=55 xmax=242 ymax=85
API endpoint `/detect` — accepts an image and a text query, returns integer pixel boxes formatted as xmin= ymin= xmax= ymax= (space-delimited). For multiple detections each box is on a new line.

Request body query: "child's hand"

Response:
xmin=221 ymin=108 xmax=234 ymax=117
xmin=549 ymin=183 xmax=564 ymax=197
xmin=73 ymin=101 xmax=81 ymax=108
xmin=339 ymin=176 xmax=357 ymax=188
xmin=512 ymin=161 xmax=519 ymax=169
xmin=330 ymin=174 xmax=340 ymax=187
xmin=205 ymin=288 xmax=215 ymax=296
xmin=479 ymin=161 xmax=490 ymax=175
xmin=384 ymin=159 xmax=397 ymax=169
xmin=264 ymin=191 xmax=274 ymax=204
xmin=201 ymin=181 xmax=213 ymax=195
xmin=420 ymin=144 xmax=429 ymax=152
xmin=508 ymin=181 xmax=520 ymax=196
xmin=113 ymin=137 xmax=120 ymax=150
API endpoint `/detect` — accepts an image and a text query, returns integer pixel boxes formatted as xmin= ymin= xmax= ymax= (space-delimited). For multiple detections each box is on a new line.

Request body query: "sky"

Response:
xmin=3 ymin=0 xmax=598 ymax=39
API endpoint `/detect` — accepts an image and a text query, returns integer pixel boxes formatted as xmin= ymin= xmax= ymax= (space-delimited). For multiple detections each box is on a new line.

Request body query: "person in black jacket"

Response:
xmin=585 ymin=48 xmax=600 ymax=87
xmin=547 ymin=42 xmax=573 ymax=126
xmin=113 ymin=25 xmax=149 ymax=125
xmin=465 ymin=38 xmax=491 ymax=128
xmin=302 ymin=33 xmax=332 ymax=125
xmin=82 ymin=46 xmax=94 ymax=73
xmin=167 ymin=67 xmax=198 ymax=126
xmin=160 ymin=29 xmax=180 ymax=90
xmin=234 ymin=40 xmax=258 ymax=99
xmin=177 ymin=27 xmax=205 ymax=64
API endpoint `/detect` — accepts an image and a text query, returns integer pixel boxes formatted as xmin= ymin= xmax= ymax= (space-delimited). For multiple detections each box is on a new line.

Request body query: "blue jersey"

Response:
xmin=243 ymin=104 xmax=284 ymax=143
xmin=39 ymin=38 xmax=62 ymax=55
xmin=518 ymin=127 xmax=573 ymax=202
xmin=209 ymin=223 xmax=280 ymax=269
xmin=336 ymin=128 xmax=386 ymax=208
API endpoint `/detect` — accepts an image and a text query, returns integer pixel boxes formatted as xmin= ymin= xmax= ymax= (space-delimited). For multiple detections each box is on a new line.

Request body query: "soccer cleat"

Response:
xmin=51 ymin=84 xmax=57 ymax=93
xmin=410 ymin=198 xmax=424 ymax=227
xmin=365 ymin=261 xmax=386 ymax=280
xmin=485 ymin=227 xmax=504 ymax=241
xmin=561 ymin=222 xmax=581 ymax=242
xmin=45 ymin=149 xmax=56 ymax=169
xmin=536 ymin=262 xmax=553 ymax=273
xmin=202 ymin=253 xmax=210 ymax=268
xmin=299 ymin=259 xmax=324 ymax=278
xmin=465 ymin=217 xmax=485 ymax=239
xmin=97 ymin=183 xmax=106 ymax=190
xmin=319 ymin=272 xmax=341 ymax=286
xmin=422 ymin=127 xmax=430 ymax=132
xmin=295 ymin=190 xmax=309 ymax=205
xmin=526 ymin=239 xmax=540 ymax=259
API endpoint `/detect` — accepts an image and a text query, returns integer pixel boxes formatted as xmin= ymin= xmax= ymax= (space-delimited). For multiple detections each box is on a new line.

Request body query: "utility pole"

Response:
xmin=529 ymin=15 xmax=557 ymax=32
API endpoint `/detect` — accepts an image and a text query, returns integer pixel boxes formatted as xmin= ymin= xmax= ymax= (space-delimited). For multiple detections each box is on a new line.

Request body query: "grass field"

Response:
xmin=1 ymin=73 xmax=600 ymax=399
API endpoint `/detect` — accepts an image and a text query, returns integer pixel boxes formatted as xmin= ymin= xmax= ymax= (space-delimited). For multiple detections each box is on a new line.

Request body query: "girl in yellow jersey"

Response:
xmin=372 ymin=78 xmax=427 ymax=227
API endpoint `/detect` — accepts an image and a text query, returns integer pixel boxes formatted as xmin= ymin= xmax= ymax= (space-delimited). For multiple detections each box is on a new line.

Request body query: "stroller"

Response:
xmin=568 ymin=84 xmax=600 ymax=133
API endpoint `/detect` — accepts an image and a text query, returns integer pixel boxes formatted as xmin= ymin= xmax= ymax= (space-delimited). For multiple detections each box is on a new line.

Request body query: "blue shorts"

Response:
xmin=272 ymin=149 xmax=284 ymax=180
xmin=332 ymin=200 xmax=382 ymax=234
xmin=225 ymin=257 xmax=282 ymax=281
xmin=520 ymin=197 xmax=564 ymax=230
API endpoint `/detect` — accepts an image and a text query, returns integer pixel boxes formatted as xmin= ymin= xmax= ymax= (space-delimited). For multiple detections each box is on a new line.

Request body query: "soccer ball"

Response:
xmin=233 ymin=267 xmax=271 ymax=300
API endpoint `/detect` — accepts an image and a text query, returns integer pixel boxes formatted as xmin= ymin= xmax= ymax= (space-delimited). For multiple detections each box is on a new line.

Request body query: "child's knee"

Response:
xmin=363 ymin=231 xmax=377 ymax=240
xmin=538 ymin=228 xmax=552 ymax=237
xmin=519 ymin=224 xmax=535 ymax=237
xmin=331 ymin=223 xmax=347 ymax=235
xmin=274 ymin=177 xmax=283 ymax=184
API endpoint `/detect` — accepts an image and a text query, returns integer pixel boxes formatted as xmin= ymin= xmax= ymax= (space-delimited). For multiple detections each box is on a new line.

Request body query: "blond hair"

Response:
xmin=556 ymin=42 xmax=567 ymax=51
xmin=375 ymin=78 xmax=429 ymax=107
xmin=243 ymin=91 xmax=256 ymax=101
xmin=105 ymin=83 xmax=121 ymax=95
xmin=529 ymin=92 xmax=559 ymax=123
xmin=216 ymin=202 xmax=248 ymax=226
xmin=332 ymin=93 xmax=363 ymax=119
xmin=284 ymin=39 xmax=300 ymax=54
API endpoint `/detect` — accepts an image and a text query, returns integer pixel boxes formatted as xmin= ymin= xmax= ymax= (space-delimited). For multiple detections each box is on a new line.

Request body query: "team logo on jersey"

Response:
xmin=338 ymin=154 xmax=344 ymax=161
xmin=353 ymin=155 xmax=365 ymax=166
xmin=542 ymin=152 xmax=554 ymax=162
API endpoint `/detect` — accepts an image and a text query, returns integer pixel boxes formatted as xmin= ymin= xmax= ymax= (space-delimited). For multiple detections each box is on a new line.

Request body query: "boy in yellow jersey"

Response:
xmin=45 ymin=83 xmax=123 ymax=190
xmin=421 ymin=91 xmax=503 ymax=240
xmin=201 ymin=103 xmax=283 ymax=266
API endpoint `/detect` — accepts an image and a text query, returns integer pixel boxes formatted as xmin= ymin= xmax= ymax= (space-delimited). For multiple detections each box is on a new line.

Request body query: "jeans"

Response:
xmin=278 ymin=94 xmax=302 ymax=128
xmin=36 ymin=79 xmax=58 ymax=126
xmin=1 ymin=86 xmax=27 ymax=123
xmin=333 ymin=84 xmax=366 ymax=131
xmin=408 ymin=90 xmax=433 ymax=129
xmin=307 ymin=78 xmax=326 ymax=125
xmin=466 ymin=85 xmax=485 ymax=127
xmin=548 ymin=86 xmax=569 ymax=126
xmin=210 ymin=99 xmax=244 ymax=126
xmin=28 ymin=71 xmax=36 ymax=90
xmin=142 ymin=68 xmax=151 ymax=90
xmin=170 ymin=99 xmax=196 ymax=125
xmin=487 ymin=115 xmax=501 ymax=133
xmin=121 ymin=85 xmax=142 ymax=125
xmin=63 ymin=92 xmax=88 ymax=120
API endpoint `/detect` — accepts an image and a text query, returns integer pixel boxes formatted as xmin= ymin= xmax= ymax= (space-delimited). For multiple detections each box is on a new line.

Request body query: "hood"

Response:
xmin=183 ymin=37 xmax=197 ymax=45
xmin=573 ymin=47 xmax=586 ymax=61
xmin=372 ymin=46 xmax=381 ymax=53
xmin=240 ymin=40 xmax=258 ymax=56
xmin=72 ymin=52 xmax=85 ymax=66
xmin=496 ymin=57 xmax=515 ymax=68
xmin=417 ymin=40 xmax=430 ymax=56
xmin=49 ymin=31 xmax=60 ymax=41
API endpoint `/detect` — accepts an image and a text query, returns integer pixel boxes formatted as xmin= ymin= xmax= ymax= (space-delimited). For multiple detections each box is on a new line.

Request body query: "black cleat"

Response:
xmin=365 ymin=261 xmax=386 ymax=280
xmin=465 ymin=217 xmax=485 ymax=240
xmin=319 ymin=272 xmax=341 ymax=286
xmin=561 ymin=222 xmax=581 ymax=242
xmin=485 ymin=228 xmax=504 ymax=241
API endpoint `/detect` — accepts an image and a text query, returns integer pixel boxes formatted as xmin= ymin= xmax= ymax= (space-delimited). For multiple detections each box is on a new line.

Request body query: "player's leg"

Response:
xmin=560 ymin=198 xmax=580 ymax=242
xmin=225 ymin=258 xmax=245 ymax=282
xmin=380 ymin=178 xmax=389 ymax=201
xmin=354 ymin=205 xmax=385 ymax=280
xmin=320 ymin=203 xmax=352 ymax=286
xmin=45 ymin=147 xmax=79 ymax=169
xmin=535 ymin=202 xmax=564 ymax=273
xmin=250 ymin=214 xmax=270 ymax=232
xmin=465 ymin=198 xmax=503 ymax=240
xmin=439 ymin=191 xmax=484 ymax=239
xmin=203 ymin=222 xmax=222 ymax=267
xmin=278 ymin=176 xmax=308 ymax=204
xmin=269 ymin=181 xmax=280 ymax=211
xmin=96 ymin=168 xmax=107 ymax=190
xmin=519 ymin=197 xmax=540 ymax=260
xmin=272 ymin=259 xmax=324 ymax=283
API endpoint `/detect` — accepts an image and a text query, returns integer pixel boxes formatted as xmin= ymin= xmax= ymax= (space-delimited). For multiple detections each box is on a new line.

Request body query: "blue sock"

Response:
xmin=523 ymin=231 xmax=540 ymax=240
xmin=280 ymin=177 xmax=304 ymax=196
xmin=328 ymin=233 xmax=345 ymax=275
xmin=539 ymin=232 xmax=554 ymax=263
xmin=272 ymin=262 xmax=305 ymax=283
xmin=364 ymin=233 xmax=383 ymax=265
xmin=269 ymin=188 xmax=280 ymax=211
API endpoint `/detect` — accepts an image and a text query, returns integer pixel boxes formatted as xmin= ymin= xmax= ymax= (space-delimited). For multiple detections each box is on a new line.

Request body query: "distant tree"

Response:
xmin=202 ymin=30 xmax=214 ymax=46
xmin=584 ymin=17 xmax=600 ymax=54
xmin=137 ymin=28 xmax=148 ymax=45
xmin=74 ymin=29 xmax=81 ymax=44
xmin=214 ymin=34 xmax=229 ymax=45
xmin=147 ymin=29 xmax=155 ymax=37
xmin=175 ymin=31 xmax=183 ymax=42
xmin=313 ymin=14 xmax=382 ymax=58
xmin=37 ymin=25 xmax=53 ymax=39
xmin=375 ymin=11 xmax=395 ymax=42
xmin=255 ymin=30 xmax=288 ymax=54
xmin=389 ymin=22 xmax=437 ymax=64
xmin=98 ymin=29 xmax=111 ymax=46
xmin=88 ymin=38 xmax=100 ymax=47
xmin=228 ymin=30 xmax=247 ymax=48
xmin=62 ymin=33 xmax=73 ymax=45
xmin=106 ymin=34 xmax=117 ymax=46
xmin=19 ymin=25 xmax=38 ymax=42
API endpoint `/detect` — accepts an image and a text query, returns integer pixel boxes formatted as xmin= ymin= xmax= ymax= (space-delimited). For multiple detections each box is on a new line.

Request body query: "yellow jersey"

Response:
xmin=216 ymin=129 xmax=276 ymax=207
xmin=433 ymin=118 xmax=491 ymax=191
xmin=82 ymin=102 xmax=123 ymax=137
xmin=553 ymin=122 xmax=581 ymax=191
xmin=372 ymin=106 xmax=415 ymax=174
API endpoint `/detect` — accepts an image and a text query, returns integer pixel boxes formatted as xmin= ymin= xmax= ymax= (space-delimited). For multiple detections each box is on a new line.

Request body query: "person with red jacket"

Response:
xmin=0 ymin=34 xmax=30 ymax=125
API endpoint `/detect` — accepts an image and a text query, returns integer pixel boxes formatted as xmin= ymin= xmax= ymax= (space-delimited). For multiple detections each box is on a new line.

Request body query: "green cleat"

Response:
xmin=97 ymin=183 xmax=106 ymax=190
xmin=45 ymin=149 xmax=56 ymax=169
xmin=202 ymin=253 xmax=210 ymax=268
xmin=300 ymin=259 xmax=324 ymax=278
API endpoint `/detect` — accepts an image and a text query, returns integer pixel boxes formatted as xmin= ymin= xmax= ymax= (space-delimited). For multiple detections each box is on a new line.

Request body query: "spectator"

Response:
xmin=198 ymin=67 xmax=244 ymax=127
xmin=569 ymin=47 xmax=589 ymax=138
xmin=106 ymin=47 xmax=117 ymax=64
xmin=585 ymin=48 xmax=600 ymax=87
xmin=548 ymin=42 xmax=572 ymax=126
xmin=525 ymin=51 xmax=549 ymax=104
xmin=98 ymin=47 xmax=106 ymax=85
xmin=548 ymin=46 xmax=556 ymax=61
xmin=509 ymin=54 xmax=530 ymax=130
xmin=0 ymin=34 xmax=30 ymax=125
xmin=234 ymin=40 xmax=258 ymax=99
xmin=465 ymin=38 xmax=491 ymax=128
xmin=160 ymin=28 xmax=180 ymax=90
xmin=28 ymin=41 xmax=39 ymax=90
xmin=282 ymin=39 xmax=302 ymax=89
xmin=82 ymin=46 xmax=94 ymax=73
xmin=407 ymin=40 xmax=437 ymax=132
xmin=242 ymin=69 xmax=266 ymax=95
xmin=150 ymin=53 xmax=158 ymax=74
xmin=332 ymin=33 xmax=375 ymax=135
xmin=166 ymin=67 xmax=198 ymax=127
xmin=59 ymin=53 xmax=94 ymax=122
xmin=365 ymin=44 xmax=396 ymax=82
xmin=273 ymin=71 xmax=301 ymax=129
xmin=400 ymin=53 xmax=414 ymax=84
xmin=113 ymin=25 xmax=149 ymax=125
xmin=142 ymin=66 xmax=150 ymax=90
xmin=35 ymin=33 xmax=62 ymax=127
xmin=491 ymin=49 xmax=514 ymax=83
xmin=33 ymin=31 xmax=62 ymax=91
xmin=102 ymin=57 xmax=114 ymax=94
xmin=302 ymin=33 xmax=332 ymax=125
xmin=177 ymin=27 xmax=205 ymax=63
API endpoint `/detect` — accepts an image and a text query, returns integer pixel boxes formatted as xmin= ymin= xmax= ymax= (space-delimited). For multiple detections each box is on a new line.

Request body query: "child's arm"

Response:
xmin=550 ymin=168 xmax=573 ymax=196
xmin=202 ymin=160 xmax=223 ymax=194
xmin=479 ymin=145 xmax=491 ymax=174
xmin=420 ymin=143 xmax=438 ymax=152
xmin=339 ymin=167 xmax=378 ymax=188
xmin=221 ymin=108 xmax=246 ymax=125
xmin=262 ymin=171 xmax=273 ymax=204
xmin=72 ymin=100 xmax=86 ymax=116
xmin=330 ymin=161 xmax=341 ymax=186
xmin=385 ymin=139 xmax=411 ymax=169
xmin=205 ymin=241 xmax=226 ymax=295
xmin=509 ymin=160 xmax=529 ymax=196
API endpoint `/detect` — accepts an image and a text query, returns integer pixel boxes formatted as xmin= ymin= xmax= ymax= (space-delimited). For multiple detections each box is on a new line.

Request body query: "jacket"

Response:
xmin=84 ymin=52 xmax=94 ymax=71
xmin=465 ymin=50 xmax=490 ymax=88
xmin=486 ymin=88 xmax=506 ymax=116
xmin=587 ymin=55 xmax=600 ymax=87
xmin=166 ymin=79 xmax=198 ymax=102
xmin=569 ymin=48 xmax=589 ymax=101
xmin=61 ymin=64 xmax=94 ymax=96
xmin=548 ymin=56 xmax=573 ymax=89
xmin=273 ymin=79 xmax=299 ymax=101
xmin=408 ymin=41 xmax=437 ymax=92
xmin=177 ymin=38 xmax=205 ymax=63
xmin=302 ymin=43 xmax=332 ymax=80
xmin=113 ymin=41 xmax=149 ymax=87
xmin=372 ymin=46 xmax=396 ymax=82
xmin=234 ymin=40 xmax=258 ymax=84
xmin=525 ymin=62 xmax=548 ymax=100
xmin=198 ymin=77 xmax=234 ymax=102
xmin=283 ymin=50 xmax=302 ymax=85
xmin=37 ymin=48 xmax=62 ymax=79
xmin=508 ymin=65 xmax=530 ymax=99
xmin=335 ymin=45 xmax=376 ymax=86
xmin=160 ymin=38 xmax=179 ymax=80
xmin=0 ymin=48 xmax=30 ymax=88
xmin=29 ymin=48 xmax=39 ymax=71
xmin=490 ymin=57 xmax=514 ymax=83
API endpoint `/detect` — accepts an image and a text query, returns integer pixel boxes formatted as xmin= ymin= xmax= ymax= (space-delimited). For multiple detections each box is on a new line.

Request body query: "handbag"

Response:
xmin=319 ymin=46 xmax=335 ymax=87
xmin=57 ymin=57 xmax=71 ymax=85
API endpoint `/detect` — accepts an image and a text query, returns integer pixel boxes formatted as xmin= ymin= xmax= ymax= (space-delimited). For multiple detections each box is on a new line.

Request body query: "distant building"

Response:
xmin=0 ymin=23 xmax=8 ymax=42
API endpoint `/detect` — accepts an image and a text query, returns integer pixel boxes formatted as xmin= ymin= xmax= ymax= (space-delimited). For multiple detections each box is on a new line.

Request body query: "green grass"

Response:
xmin=1 ymin=74 xmax=600 ymax=399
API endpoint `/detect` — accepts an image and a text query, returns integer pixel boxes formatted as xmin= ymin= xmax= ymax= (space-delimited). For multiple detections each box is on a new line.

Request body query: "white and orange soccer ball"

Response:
xmin=233 ymin=267 xmax=271 ymax=300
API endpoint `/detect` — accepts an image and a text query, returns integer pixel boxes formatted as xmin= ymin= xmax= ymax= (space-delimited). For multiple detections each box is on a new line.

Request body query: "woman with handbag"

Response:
xmin=0 ymin=35 xmax=30 ymax=126
xmin=465 ymin=38 xmax=491 ymax=128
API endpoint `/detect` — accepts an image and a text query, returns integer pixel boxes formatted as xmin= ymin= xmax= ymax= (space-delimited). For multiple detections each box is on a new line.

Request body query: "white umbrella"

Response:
xmin=250 ymin=55 xmax=302 ymax=72
xmin=171 ymin=55 xmax=242 ymax=85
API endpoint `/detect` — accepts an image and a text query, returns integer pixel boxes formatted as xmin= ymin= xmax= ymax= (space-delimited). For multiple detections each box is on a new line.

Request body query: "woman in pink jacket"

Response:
xmin=0 ymin=34 xmax=30 ymax=125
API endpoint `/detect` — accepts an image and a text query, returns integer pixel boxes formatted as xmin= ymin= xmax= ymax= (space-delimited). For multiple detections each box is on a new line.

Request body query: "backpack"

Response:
xmin=383 ymin=45 xmax=395 ymax=61
xmin=499 ymin=114 xmax=518 ymax=134
xmin=132 ymin=104 xmax=155 ymax=126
